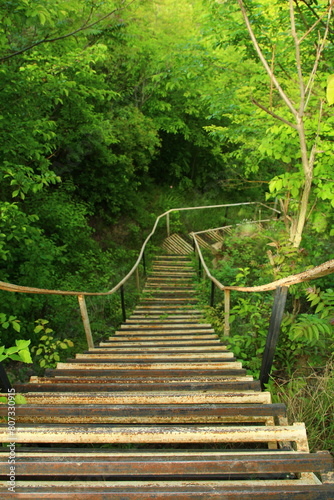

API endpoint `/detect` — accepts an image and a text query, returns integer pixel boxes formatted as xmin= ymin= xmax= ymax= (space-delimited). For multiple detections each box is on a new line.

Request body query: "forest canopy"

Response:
xmin=0 ymin=0 xmax=333 ymax=341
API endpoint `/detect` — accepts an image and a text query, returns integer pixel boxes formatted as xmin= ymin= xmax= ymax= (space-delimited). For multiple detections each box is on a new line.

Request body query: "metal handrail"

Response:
xmin=192 ymin=233 xmax=334 ymax=293
xmin=1 ymin=199 xmax=332 ymax=389
xmin=0 ymin=202 xmax=275 ymax=297
xmin=0 ymin=201 xmax=278 ymax=348
xmin=191 ymin=231 xmax=334 ymax=387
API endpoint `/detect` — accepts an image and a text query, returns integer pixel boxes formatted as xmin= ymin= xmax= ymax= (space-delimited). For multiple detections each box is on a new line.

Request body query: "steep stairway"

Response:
xmin=0 ymin=254 xmax=333 ymax=498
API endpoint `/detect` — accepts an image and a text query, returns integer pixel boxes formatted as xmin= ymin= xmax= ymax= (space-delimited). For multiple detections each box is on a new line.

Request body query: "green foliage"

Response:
xmin=272 ymin=360 xmax=334 ymax=454
xmin=326 ymin=75 xmax=334 ymax=106
xmin=0 ymin=313 xmax=32 ymax=363
xmin=31 ymin=320 xmax=74 ymax=369
xmin=0 ymin=340 xmax=32 ymax=364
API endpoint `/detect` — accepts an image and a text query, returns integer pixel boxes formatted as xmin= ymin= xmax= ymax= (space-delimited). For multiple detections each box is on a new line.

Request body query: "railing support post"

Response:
xmin=166 ymin=213 xmax=170 ymax=237
xmin=260 ymin=286 xmax=288 ymax=389
xmin=135 ymin=267 xmax=140 ymax=291
xmin=120 ymin=285 xmax=126 ymax=322
xmin=142 ymin=251 xmax=147 ymax=277
xmin=210 ymin=281 xmax=215 ymax=307
xmin=0 ymin=362 xmax=12 ymax=392
xmin=198 ymin=256 xmax=202 ymax=278
xmin=224 ymin=289 xmax=230 ymax=336
xmin=78 ymin=295 xmax=94 ymax=350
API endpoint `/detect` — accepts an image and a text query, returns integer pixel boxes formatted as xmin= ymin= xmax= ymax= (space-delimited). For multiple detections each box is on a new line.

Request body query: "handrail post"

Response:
xmin=198 ymin=255 xmax=202 ymax=278
xmin=0 ymin=362 xmax=12 ymax=392
xmin=78 ymin=295 xmax=94 ymax=350
xmin=142 ymin=251 xmax=147 ymax=276
xmin=135 ymin=267 xmax=140 ymax=291
xmin=210 ymin=281 xmax=215 ymax=307
xmin=224 ymin=289 xmax=230 ymax=337
xmin=166 ymin=213 xmax=170 ymax=237
xmin=260 ymin=286 xmax=288 ymax=389
xmin=120 ymin=285 xmax=126 ymax=322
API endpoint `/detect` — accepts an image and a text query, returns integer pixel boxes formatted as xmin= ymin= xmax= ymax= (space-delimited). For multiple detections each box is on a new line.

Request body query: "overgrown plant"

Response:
xmin=271 ymin=359 xmax=334 ymax=454
xmin=31 ymin=319 xmax=74 ymax=369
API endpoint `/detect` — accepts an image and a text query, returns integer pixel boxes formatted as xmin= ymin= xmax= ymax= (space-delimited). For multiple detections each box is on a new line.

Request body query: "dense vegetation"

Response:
xmin=0 ymin=0 xmax=333 ymax=450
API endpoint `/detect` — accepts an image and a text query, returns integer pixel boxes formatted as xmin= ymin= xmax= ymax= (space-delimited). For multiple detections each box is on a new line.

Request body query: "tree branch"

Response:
xmin=304 ymin=2 xmax=333 ymax=110
xmin=237 ymin=0 xmax=298 ymax=119
xmin=251 ymin=98 xmax=298 ymax=129
xmin=0 ymin=0 xmax=136 ymax=62
xmin=290 ymin=0 xmax=305 ymax=116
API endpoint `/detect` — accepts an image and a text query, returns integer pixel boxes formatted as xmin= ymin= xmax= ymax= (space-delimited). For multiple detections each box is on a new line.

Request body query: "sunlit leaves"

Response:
xmin=326 ymin=75 xmax=334 ymax=105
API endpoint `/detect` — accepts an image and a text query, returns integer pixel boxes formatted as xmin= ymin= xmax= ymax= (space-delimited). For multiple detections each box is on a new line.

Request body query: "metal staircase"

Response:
xmin=0 ymin=254 xmax=333 ymax=498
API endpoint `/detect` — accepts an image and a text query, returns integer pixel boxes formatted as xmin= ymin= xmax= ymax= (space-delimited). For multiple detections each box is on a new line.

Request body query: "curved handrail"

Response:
xmin=0 ymin=201 xmax=277 ymax=297
xmin=191 ymin=233 xmax=334 ymax=292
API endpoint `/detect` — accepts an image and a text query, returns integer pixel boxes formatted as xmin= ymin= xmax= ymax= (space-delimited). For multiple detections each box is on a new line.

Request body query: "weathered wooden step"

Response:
xmin=0 ymin=423 xmax=309 ymax=448
xmin=1 ymin=449 xmax=331 ymax=477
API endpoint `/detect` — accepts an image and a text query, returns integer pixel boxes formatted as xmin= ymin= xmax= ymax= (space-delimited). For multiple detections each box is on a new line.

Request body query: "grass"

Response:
xmin=271 ymin=359 xmax=334 ymax=455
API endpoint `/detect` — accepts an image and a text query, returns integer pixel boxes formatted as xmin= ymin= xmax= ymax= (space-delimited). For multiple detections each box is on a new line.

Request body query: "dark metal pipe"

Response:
xmin=0 ymin=362 xmax=12 ymax=392
xmin=210 ymin=281 xmax=215 ymax=307
xmin=142 ymin=251 xmax=147 ymax=276
xmin=120 ymin=285 xmax=126 ymax=323
xmin=260 ymin=286 xmax=288 ymax=389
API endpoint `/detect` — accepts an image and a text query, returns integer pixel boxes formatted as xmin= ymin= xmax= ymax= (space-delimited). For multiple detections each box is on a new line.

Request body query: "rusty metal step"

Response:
xmin=0 ymin=449 xmax=331 ymax=478
xmin=2 ymin=251 xmax=332 ymax=496
xmin=1 ymin=482 xmax=333 ymax=499
xmin=0 ymin=423 xmax=310 ymax=448
xmin=0 ymin=403 xmax=286 ymax=424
